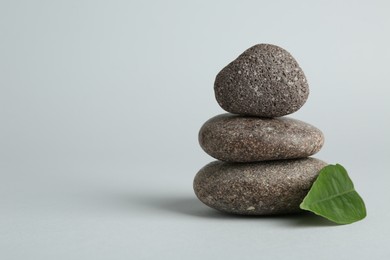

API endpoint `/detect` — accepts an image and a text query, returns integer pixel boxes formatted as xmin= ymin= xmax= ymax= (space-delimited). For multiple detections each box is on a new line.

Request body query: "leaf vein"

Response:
xmin=306 ymin=189 xmax=355 ymax=206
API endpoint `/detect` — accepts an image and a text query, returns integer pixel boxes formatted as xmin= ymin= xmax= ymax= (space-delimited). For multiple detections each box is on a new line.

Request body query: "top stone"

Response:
xmin=214 ymin=44 xmax=309 ymax=117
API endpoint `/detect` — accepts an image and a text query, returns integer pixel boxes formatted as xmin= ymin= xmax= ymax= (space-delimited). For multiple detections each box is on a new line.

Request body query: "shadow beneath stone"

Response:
xmin=157 ymin=197 xmax=227 ymax=218
xmin=130 ymin=195 xmax=338 ymax=226
xmin=98 ymin=189 xmax=338 ymax=227
xmin=130 ymin=195 xmax=228 ymax=218
xmin=281 ymin=211 xmax=338 ymax=227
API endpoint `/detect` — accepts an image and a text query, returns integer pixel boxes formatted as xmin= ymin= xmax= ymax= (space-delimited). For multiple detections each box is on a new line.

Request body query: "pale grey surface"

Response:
xmin=0 ymin=0 xmax=389 ymax=259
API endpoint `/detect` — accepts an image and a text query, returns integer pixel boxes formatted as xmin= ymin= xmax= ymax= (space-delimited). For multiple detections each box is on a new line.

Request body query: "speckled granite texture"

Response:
xmin=214 ymin=44 xmax=309 ymax=117
xmin=193 ymin=158 xmax=327 ymax=215
xmin=199 ymin=113 xmax=324 ymax=162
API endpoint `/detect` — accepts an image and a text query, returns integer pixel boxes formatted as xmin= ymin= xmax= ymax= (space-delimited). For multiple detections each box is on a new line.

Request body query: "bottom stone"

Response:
xmin=193 ymin=158 xmax=327 ymax=215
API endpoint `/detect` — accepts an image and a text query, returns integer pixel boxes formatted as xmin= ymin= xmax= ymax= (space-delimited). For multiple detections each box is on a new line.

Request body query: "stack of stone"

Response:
xmin=194 ymin=44 xmax=327 ymax=215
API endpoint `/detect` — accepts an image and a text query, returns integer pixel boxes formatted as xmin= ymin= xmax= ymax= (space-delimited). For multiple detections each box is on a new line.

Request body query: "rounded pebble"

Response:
xmin=214 ymin=44 xmax=309 ymax=117
xmin=193 ymin=158 xmax=328 ymax=215
xmin=199 ymin=113 xmax=324 ymax=162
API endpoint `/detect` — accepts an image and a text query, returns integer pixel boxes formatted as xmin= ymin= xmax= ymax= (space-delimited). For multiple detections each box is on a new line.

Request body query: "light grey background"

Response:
xmin=1 ymin=0 xmax=389 ymax=259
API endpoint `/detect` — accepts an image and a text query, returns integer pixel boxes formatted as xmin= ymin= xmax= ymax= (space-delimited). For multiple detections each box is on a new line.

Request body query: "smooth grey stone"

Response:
xmin=193 ymin=158 xmax=327 ymax=215
xmin=214 ymin=44 xmax=309 ymax=117
xmin=199 ymin=113 xmax=324 ymax=162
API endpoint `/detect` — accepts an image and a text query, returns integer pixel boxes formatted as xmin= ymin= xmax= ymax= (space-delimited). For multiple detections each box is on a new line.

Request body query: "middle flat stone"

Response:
xmin=199 ymin=113 xmax=324 ymax=162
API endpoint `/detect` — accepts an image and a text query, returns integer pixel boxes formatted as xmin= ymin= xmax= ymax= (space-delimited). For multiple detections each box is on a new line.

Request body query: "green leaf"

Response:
xmin=300 ymin=164 xmax=366 ymax=224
